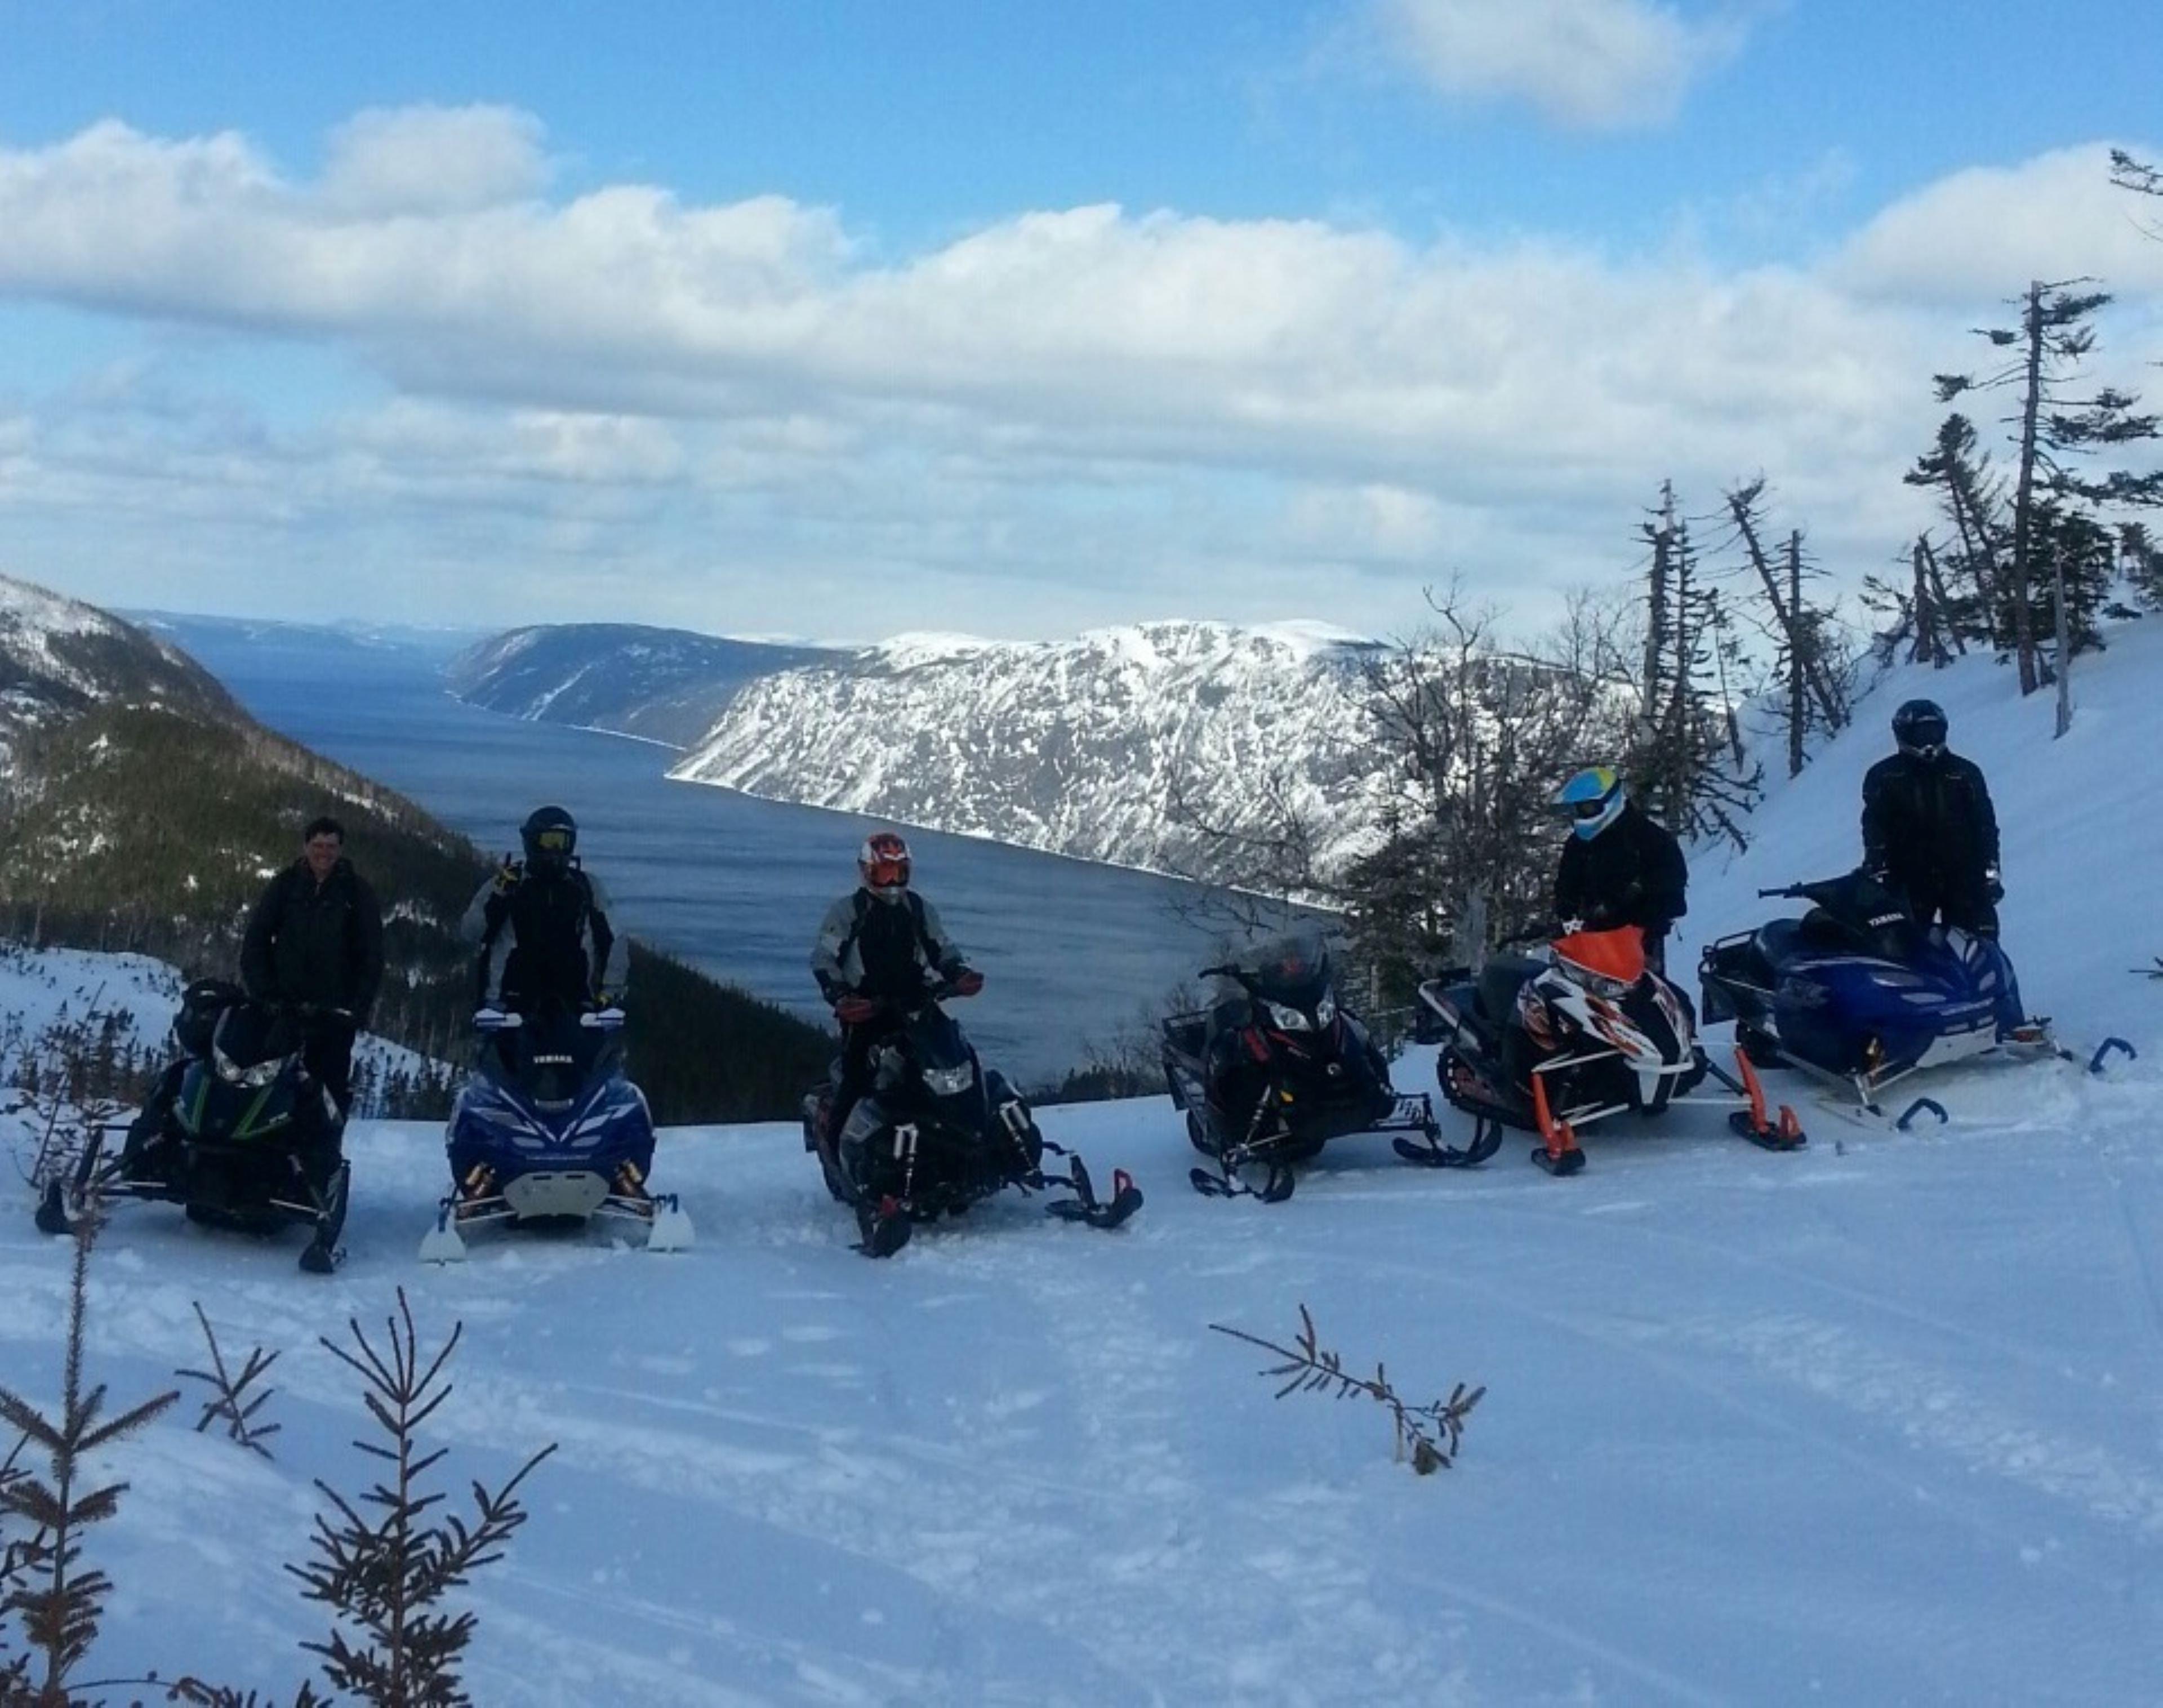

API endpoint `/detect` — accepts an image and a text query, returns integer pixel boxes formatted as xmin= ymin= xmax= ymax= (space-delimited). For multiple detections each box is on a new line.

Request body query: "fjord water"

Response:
xmin=153 ymin=617 xmax=1234 ymax=1080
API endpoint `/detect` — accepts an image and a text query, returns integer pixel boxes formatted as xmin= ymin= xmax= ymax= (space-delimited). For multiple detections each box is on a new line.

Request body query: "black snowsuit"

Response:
xmin=465 ymin=860 xmax=626 ymax=1013
xmin=239 ymin=857 xmax=384 ymax=1117
xmin=1861 ymin=750 xmax=2001 ymax=935
xmin=809 ymin=888 xmax=969 ymax=1163
xmin=1552 ymin=803 xmax=1689 ymax=974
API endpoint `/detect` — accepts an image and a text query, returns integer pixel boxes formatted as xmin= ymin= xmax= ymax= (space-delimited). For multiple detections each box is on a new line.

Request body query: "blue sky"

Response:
xmin=0 ymin=0 xmax=2158 ymax=642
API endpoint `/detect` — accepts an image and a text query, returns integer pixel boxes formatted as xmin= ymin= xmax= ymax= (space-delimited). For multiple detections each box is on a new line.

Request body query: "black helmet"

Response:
xmin=520 ymin=805 xmax=577 ymax=869
xmin=1891 ymin=699 xmax=1948 ymax=760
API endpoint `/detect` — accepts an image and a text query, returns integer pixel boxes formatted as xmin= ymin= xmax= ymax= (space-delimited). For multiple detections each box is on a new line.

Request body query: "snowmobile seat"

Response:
xmin=1476 ymin=955 xmax=1543 ymax=1033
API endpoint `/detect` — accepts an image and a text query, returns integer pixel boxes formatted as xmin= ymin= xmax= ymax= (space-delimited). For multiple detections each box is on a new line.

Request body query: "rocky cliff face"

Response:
xmin=447 ymin=623 xmax=830 ymax=748
xmin=667 ymin=620 xmax=1400 ymax=887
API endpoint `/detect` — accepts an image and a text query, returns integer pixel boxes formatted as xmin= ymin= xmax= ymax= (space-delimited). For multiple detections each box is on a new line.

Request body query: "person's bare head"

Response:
xmin=302 ymin=816 xmax=345 ymax=880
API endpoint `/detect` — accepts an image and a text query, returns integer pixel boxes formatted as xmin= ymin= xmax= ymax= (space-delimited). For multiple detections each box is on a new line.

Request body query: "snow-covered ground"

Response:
xmin=0 ymin=625 xmax=2158 ymax=1703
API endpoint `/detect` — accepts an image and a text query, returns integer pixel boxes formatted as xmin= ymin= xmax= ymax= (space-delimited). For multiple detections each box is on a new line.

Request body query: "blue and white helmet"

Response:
xmin=1556 ymin=766 xmax=1626 ymax=841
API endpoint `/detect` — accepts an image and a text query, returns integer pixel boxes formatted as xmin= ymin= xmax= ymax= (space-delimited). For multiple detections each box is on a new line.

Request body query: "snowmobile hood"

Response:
xmin=1553 ymin=926 xmax=1646 ymax=990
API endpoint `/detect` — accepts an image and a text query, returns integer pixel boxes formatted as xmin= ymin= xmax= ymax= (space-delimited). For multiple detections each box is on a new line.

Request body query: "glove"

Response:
xmin=1582 ymin=902 xmax=1620 ymax=929
xmin=948 ymin=967 xmax=985 ymax=997
xmin=1984 ymin=868 xmax=2004 ymax=904
xmin=834 ymin=994 xmax=882 ymax=1026
xmin=492 ymin=855 xmax=520 ymax=895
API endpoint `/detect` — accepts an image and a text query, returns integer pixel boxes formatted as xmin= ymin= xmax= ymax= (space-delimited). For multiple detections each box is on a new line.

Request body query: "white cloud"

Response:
xmin=1839 ymin=143 xmax=2163 ymax=305
xmin=1373 ymin=0 xmax=1750 ymax=130
xmin=0 ymin=112 xmax=2156 ymax=640
xmin=319 ymin=105 xmax=549 ymax=215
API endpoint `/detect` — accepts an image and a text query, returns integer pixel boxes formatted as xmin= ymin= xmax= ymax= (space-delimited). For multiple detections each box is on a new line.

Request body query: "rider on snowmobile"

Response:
xmin=1861 ymin=699 xmax=2002 ymax=936
xmin=1551 ymin=767 xmax=1688 ymax=975
xmin=809 ymin=831 xmax=983 ymax=1159
xmin=459 ymin=807 xmax=642 ymax=1197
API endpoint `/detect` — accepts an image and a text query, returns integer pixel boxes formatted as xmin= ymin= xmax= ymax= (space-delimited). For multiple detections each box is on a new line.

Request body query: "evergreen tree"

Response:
xmin=1627 ymin=487 xmax=1760 ymax=847
xmin=1934 ymin=281 xmax=2163 ymax=695
xmin=1901 ymin=413 xmax=2008 ymax=647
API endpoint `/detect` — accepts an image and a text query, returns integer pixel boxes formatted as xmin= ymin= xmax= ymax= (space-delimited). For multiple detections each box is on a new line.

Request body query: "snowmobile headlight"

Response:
xmin=922 ymin=1061 xmax=977 ymax=1097
xmin=1315 ymin=991 xmax=1337 ymax=1027
xmin=1556 ymin=960 xmax=1632 ymax=1002
xmin=1263 ymin=1000 xmax=1313 ymax=1033
xmin=213 ymin=1047 xmax=284 ymax=1089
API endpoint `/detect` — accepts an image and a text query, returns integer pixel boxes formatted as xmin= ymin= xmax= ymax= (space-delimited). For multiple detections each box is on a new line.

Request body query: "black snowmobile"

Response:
xmin=36 ymin=979 xmax=351 ymax=1273
xmin=1416 ymin=923 xmax=1804 ymax=1176
xmin=1162 ymin=932 xmax=1485 ymax=1202
xmin=800 ymin=982 xmax=1142 ymax=1257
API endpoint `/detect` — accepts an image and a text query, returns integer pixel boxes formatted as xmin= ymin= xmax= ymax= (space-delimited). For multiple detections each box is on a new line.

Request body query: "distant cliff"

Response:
xmin=448 ymin=623 xmax=829 ymax=747
xmin=668 ymin=621 xmax=1401 ymax=887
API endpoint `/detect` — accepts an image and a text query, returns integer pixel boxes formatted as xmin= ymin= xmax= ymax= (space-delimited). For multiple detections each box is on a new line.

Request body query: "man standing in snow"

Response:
xmin=1551 ymin=767 xmax=1689 ymax=975
xmin=1862 ymin=699 xmax=2002 ymax=936
xmin=809 ymin=831 xmax=982 ymax=1157
xmin=239 ymin=814 xmax=384 ymax=1127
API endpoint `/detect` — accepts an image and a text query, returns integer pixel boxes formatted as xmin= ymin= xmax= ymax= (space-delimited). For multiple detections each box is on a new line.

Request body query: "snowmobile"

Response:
xmin=419 ymin=1002 xmax=690 ymax=1261
xmin=1416 ymin=923 xmax=1805 ymax=1176
xmin=800 ymin=982 xmax=1142 ymax=1257
xmin=35 ymin=981 xmax=350 ymax=1273
xmin=1698 ymin=871 xmax=2134 ymax=1123
xmin=1162 ymin=932 xmax=1488 ymax=1202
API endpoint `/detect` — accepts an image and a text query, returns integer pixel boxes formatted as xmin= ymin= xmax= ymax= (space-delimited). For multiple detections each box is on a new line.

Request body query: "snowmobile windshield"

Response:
xmin=899 ymin=1004 xmax=977 ymax=1098
xmin=1241 ymin=935 xmax=1336 ymax=1012
xmin=1553 ymin=926 xmax=1646 ymax=995
xmin=484 ymin=1007 xmax=608 ymax=1110
xmin=1793 ymin=872 xmax=1917 ymax=958
xmin=210 ymin=1004 xmax=300 ymax=1089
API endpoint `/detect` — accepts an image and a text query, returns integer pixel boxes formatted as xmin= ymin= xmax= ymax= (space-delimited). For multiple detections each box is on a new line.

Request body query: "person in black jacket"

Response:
xmin=239 ymin=815 xmax=385 ymax=1127
xmin=462 ymin=805 xmax=628 ymax=1015
xmin=1551 ymin=767 xmax=1688 ymax=974
xmin=808 ymin=830 xmax=982 ymax=1163
xmin=1861 ymin=698 xmax=2001 ymax=935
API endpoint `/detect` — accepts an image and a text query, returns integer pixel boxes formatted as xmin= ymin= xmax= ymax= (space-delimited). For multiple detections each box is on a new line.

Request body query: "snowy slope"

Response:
xmin=0 ymin=945 xmax=437 ymax=1111
xmin=0 ymin=630 xmax=2157 ymax=1702
xmin=670 ymin=620 xmax=1398 ymax=886
xmin=0 ymin=573 xmax=234 ymax=781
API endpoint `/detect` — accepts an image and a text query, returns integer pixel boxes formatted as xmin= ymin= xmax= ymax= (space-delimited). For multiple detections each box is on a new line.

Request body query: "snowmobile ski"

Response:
xmin=854 ymin=1195 xmax=913 ymax=1258
xmin=1036 ymin=1146 xmax=1143 ymax=1229
xmin=1188 ymin=1150 xmax=1297 ymax=1202
xmin=1391 ymin=1119 xmax=1506 ymax=1169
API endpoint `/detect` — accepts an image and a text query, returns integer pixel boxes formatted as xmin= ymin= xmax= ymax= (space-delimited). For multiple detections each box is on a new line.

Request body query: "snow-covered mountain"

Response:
xmin=0 ymin=621 xmax=2157 ymax=1702
xmin=0 ymin=576 xmax=237 ymax=782
xmin=449 ymin=622 xmax=830 ymax=747
xmin=669 ymin=619 xmax=1400 ymax=885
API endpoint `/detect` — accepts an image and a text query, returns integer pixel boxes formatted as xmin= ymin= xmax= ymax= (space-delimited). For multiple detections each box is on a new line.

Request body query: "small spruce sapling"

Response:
xmin=288 ymin=1289 xmax=555 ymax=1707
xmin=1210 ymin=1304 xmax=1483 ymax=1475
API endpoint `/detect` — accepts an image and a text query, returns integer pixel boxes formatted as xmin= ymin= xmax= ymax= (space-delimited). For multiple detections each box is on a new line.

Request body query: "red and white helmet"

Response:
xmin=858 ymin=831 xmax=911 ymax=897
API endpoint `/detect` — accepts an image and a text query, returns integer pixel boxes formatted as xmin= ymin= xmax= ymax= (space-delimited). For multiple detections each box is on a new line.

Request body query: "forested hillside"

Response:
xmin=0 ymin=580 xmax=831 ymax=1122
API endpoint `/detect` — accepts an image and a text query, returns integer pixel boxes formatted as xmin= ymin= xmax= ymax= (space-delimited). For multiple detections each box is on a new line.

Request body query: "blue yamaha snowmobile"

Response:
xmin=420 ymin=1002 xmax=689 ymax=1260
xmin=1699 ymin=871 xmax=2131 ymax=1120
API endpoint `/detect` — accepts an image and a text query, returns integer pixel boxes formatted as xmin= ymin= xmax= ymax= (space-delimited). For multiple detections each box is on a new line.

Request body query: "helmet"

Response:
xmin=1555 ymin=766 xmax=1626 ymax=841
xmin=520 ymin=805 xmax=578 ymax=870
xmin=1892 ymin=699 xmax=1948 ymax=760
xmin=858 ymin=831 xmax=911 ymax=897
